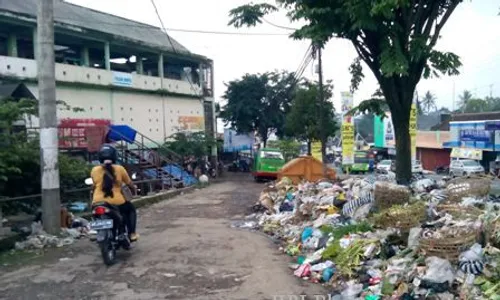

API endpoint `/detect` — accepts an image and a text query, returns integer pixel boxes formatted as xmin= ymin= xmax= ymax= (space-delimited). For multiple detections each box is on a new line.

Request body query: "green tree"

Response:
xmin=267 ymin=138 xmax=301 ymax=161
xmin=162 ymin=131 xmax=219 ymax=159
xmin=284 ymin=81 xmax=337 ymax=154
xmin=458 ymin=90 xmax=473 ymax=112
xmin=229 ymin=0 xmax=462 ymax=184
xmin=220 ymin=71 xmax=296 ymax=147
xmin=463 ymin=98 xmax=488 ymax=113
xmin=0 ymin=97 xmax=90 ymax=214
xmin=421 ymin=91 xmax=437 ymax=114
xmin=485 ymin=96 xmax=500 ymax=111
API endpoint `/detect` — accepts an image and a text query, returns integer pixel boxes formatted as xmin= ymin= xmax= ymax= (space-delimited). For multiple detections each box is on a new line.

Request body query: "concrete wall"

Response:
xmin=0 ymin=55 xmax=202 ymax=96
xmin=25 ymin=83 xmax=204 ymax=145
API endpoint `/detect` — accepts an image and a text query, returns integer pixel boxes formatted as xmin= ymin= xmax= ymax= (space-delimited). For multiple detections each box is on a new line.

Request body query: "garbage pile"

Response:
xmin=14 ymin=215 xmax=91 ymax=251
xmin=244 ymin=175 xmax=500 ymax=299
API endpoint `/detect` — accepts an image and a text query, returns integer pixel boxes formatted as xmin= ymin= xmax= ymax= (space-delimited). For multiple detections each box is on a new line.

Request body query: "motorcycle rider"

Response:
xmin=91 ymin=144 xmax=139 ymax=241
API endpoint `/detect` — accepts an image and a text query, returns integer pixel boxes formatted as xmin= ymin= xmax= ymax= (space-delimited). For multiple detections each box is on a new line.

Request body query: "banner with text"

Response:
xmin=311 ymin=141 xmax=322 ymax=162
xmin=342 ymin=122 xmax=354 ymax=164
xmin=410 ymin=103 xmax=417 ymax=160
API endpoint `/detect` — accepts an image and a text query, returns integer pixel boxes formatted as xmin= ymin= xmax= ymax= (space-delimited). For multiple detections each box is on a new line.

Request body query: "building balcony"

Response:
xmin=0 ymin=55 xmax=202 ymax=97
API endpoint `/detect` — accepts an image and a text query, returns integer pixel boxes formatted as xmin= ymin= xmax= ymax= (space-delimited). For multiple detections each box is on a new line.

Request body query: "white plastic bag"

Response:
xmin=422 ymin=256 xmax=455 ymax=284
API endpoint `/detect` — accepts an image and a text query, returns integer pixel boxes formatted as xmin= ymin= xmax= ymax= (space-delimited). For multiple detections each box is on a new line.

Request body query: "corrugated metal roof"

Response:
xmin=0 ymin=0 xmax=196 ymax=57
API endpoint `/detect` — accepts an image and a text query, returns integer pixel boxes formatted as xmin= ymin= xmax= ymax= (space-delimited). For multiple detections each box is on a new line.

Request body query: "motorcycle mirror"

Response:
xmin=131 ymin=173 xmax=137 ymax=180
xmin=84 ymin=178 xmax=93 ymax=185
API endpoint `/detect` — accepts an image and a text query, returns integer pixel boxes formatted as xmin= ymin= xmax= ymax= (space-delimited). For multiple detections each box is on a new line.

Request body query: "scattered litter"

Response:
xmin=59 ymin=257 xmax=72 ymax=262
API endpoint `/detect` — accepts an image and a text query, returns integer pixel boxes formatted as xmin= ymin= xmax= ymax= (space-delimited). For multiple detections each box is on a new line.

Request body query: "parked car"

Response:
xmin=449 ymin=159 xmax=485 ymax=177
xmin=376 ymin=160 xmax=392 ymax=172
xmin=389 ymin=160 xmax=424 ymax=174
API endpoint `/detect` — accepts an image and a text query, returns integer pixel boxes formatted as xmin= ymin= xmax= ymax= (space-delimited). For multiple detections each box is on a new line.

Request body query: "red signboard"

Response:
xmin=58 ymin=118 xmax=111 ymax=150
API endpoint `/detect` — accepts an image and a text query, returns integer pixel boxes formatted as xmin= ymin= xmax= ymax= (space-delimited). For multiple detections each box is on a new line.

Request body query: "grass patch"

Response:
xmin=0 ymin=249 xmax=44 ymax=267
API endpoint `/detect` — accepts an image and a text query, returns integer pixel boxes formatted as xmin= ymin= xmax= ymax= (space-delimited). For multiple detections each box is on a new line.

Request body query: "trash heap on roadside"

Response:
xmin=245 ymin=174 xmax=500 ymax=299
xmin=13 ymin=214 xmax=91 ymax=250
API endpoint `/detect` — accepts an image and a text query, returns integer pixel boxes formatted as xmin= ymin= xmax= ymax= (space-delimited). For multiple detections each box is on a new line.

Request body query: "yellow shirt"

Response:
xmin=91 ymin=165 xmax=132 ymax=205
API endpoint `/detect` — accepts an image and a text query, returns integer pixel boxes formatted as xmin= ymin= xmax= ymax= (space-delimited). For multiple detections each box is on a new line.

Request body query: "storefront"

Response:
xmin=443 ymin=120 xmax=500 ymax=171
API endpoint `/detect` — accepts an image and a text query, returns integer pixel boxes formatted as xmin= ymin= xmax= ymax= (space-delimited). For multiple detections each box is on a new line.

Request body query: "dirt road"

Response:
xmin=0 ymin=175 xmax=325 ymax=300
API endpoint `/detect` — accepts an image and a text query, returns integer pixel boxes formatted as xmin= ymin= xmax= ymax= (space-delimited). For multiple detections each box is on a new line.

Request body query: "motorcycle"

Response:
xmin=84 ymin=173 xmax=137 ymax=266
xmin=435 ymin=165 xmax=449 ymax=175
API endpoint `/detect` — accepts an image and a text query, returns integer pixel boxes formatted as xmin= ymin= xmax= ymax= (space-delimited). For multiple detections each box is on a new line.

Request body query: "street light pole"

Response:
xmin=37 ymin=0 xmax=61 ymax=234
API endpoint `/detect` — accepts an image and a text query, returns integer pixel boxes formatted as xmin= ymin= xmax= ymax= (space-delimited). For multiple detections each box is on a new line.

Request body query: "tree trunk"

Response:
xmin=307 ymin=140 xmax=312 ymax=156
xmin=392 ymin=112 xmax=412 ymax=185
xmin=380 ymin=76 xmax=415 ymax=185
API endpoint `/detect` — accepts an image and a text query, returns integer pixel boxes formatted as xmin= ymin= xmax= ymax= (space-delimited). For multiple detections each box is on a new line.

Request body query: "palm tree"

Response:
xmin=421 ymin=91 xmax=437 ymax=114
xmin=458 ymin=90 xmax=473 ymax=113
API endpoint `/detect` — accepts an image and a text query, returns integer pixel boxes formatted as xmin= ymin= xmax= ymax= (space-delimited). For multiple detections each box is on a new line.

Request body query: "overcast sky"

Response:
xmin=68 ymin=0 xmax=500 ymax=112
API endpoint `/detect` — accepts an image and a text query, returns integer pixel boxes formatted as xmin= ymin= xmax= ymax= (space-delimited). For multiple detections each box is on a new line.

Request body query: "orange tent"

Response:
xmin=277 ymin=156 xmax=336 ymax=184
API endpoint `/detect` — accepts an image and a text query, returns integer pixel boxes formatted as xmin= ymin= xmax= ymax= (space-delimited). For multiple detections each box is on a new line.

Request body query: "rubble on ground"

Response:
xmin=239 ymin=174 xmax=500 ymax=299
xmin=13 ymin=215 xmax=91 ymax=251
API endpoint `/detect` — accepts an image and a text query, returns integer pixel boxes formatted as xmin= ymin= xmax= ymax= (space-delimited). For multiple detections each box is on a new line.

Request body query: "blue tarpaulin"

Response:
xmin=108 ymin=125 xmax=137 ymax=143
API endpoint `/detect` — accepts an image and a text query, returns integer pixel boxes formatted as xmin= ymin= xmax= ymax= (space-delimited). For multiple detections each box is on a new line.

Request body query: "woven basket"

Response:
xmin=374 ymin=182 xmax=410 ymax=211
xmin=446 ymin=178 xmax=490 ymax=202
xmin=419 ymin=231 xmax=477 ymax=262
xmin=373 ymin=203 xmax=426 ymax=231
xmin=436 ymin=205 xmax=483 ymax=220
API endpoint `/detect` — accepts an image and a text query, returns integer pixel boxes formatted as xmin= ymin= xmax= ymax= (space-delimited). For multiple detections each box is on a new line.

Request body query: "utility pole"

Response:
xmin=316 ymin=44 xmax=328 ymax=176
xmin=38 ymin=0 xmax=61 ymax=234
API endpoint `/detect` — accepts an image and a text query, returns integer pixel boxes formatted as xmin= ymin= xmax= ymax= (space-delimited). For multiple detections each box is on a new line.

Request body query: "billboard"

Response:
xmin=410 ymin=103 xmax=417 ymax=160
xmin=223 ymin=129 xmax=254 ymax=152
xmin=341 ymin=91 xmax=354 ymax=115
xmin=311 ymin=141 xmax=322 ymax=162
xmin=341 ymin=122 xmax=354 ymax=164
xmin=178 ymin=116 xmax=205 ymax=131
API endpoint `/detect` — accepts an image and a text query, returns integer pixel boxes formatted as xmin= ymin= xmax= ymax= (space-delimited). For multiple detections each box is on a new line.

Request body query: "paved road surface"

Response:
xmin=0 ymin=175 xmax=325 ymax=300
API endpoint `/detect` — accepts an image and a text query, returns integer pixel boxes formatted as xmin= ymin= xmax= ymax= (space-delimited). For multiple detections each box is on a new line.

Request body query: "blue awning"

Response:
xmin=107 ymin=125 xmax=137 ymax=143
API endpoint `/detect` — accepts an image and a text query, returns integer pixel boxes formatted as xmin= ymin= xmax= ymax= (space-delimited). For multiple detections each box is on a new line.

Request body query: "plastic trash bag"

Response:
xmin=311 ymin=260 xmax=335 ymax=272
xmin=302 ymin=227 xmax=314 ymax=242
xmin=422 ymin=256 xmax=455 ymax=284
xmin=341 ymin=282 xmax=364 ymax=298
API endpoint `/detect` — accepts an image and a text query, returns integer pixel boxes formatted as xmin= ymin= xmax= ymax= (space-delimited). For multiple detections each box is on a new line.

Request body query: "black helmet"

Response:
xmin=98 ymin=144 xmax=117 ymax=164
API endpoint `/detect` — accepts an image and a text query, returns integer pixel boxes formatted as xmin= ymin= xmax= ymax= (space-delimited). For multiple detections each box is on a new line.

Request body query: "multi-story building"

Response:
xmin=0 ymin=0 xmax=215 ymax=147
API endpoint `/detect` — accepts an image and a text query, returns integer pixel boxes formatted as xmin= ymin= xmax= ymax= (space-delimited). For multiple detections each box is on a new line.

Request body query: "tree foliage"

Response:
xmin=0 ymin=97 xmax=90 ymax=214
xmin=162 ymin=131 xmax=219 ymax=159
xmin=228 ymin=0 xmax=463 ymax=184
xmin=220 ymin=71 xmax=296 ymax=146
xmin=421 ymin=91 xmax=437 ymax=114
xmin=456 ymin=90 xmax=500 ymax=113
xmin=284 ymin=81 xmax=337 ymax=152
xmin=458 ymin=90 xmax=473 ymax=112
xmin=267 ymin=138 xmax=301 ymax=161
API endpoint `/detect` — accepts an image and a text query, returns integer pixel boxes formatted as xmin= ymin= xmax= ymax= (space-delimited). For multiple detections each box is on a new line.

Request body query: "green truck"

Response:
xmin=343 ymin=150 xmax=371 ymax=174
xmin=252 ymin=148 xmax=286 ymax=181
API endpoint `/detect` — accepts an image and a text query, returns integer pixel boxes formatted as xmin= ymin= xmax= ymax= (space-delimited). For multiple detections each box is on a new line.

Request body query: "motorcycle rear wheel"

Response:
xmin=100 ymin=240 xmax=116 ymax=266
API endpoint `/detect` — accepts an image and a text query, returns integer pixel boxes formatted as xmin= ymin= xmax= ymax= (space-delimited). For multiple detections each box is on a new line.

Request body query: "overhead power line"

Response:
xmin=295 ymin=45 xmax=313 ymax=80
xmin=262 ymin=18 xmax=298 ymax=31
xmin=150 ymin=0 xmax=200 ymax=96
xmin=56 ymin=17 xmax=290 ymax=36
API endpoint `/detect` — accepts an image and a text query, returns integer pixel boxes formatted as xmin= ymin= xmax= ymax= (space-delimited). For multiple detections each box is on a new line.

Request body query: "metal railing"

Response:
xmin=108 ymin=126 xmax=185 ymax=188
xmin=0 ymin=178 xmax=167 ymax=225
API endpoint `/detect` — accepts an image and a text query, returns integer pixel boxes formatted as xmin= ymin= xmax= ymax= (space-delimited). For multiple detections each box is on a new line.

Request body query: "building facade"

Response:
xmin=0 ymin=0 xmax=215 ymax=147
xmin=416 ymin=131 xmax=451 ymax=171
